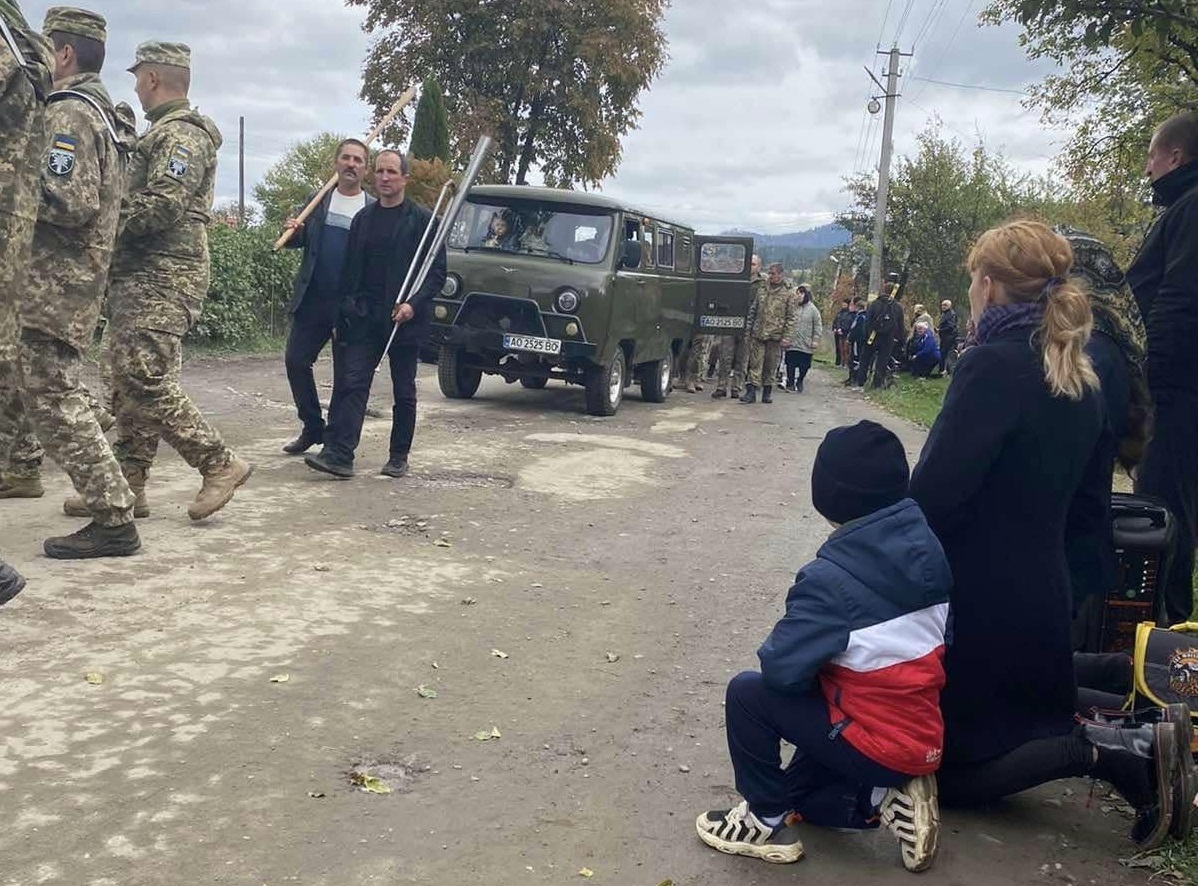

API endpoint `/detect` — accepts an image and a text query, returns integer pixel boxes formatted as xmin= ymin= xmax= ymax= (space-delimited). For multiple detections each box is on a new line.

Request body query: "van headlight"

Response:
xmin=556 ymin=288 xmax=580 ymax=313
xmin=441 ymin=274 xmax=461 ymax=298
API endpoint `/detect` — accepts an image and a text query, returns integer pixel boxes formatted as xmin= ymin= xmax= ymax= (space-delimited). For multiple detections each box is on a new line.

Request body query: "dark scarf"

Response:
xmin=975 ymin=302 xmax=1042 ymax=346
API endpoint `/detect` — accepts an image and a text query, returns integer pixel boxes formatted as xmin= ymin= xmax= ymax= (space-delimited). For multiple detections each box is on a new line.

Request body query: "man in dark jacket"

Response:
xmin=936 ymin=299 xmax=957 ymax=375
xmin=281 ymin=138 xmax=373 ymax=454
xmin=1127 ymin=111 xmax=1198 ymax=624
xmin=854 ymin=287 xmax=904 ymax=388
xmin=832 ymin=298 xmax=852 ymax=367
xmin=305 ymin=149 xmax=446 ymax=480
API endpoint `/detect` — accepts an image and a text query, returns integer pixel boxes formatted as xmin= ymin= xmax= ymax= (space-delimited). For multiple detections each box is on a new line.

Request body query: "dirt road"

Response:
xmin=0 ymin=357 xmax=1146 ymax=885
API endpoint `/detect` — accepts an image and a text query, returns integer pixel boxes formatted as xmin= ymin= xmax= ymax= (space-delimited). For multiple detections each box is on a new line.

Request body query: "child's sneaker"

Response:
xmin=880 ymin=775 xmax=940 ymax=872
xmin=695 ymin=800 xmax=803 ymax=864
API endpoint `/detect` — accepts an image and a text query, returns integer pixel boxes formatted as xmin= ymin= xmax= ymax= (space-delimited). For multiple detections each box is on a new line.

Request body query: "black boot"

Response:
xmin=283 ymin=428 xmax=323 ymax=455
xmin=739 ymin=384 xmax=757 ymax=404
xmin=305 ymin=449 xmax=355 ymax=479
xmin=1090 ymin=722 xmax=1177 ymax=849
xmin=44 ymin=522 xmax=141 ymax=560
xmin=761 ymin=386 xmax=773 ymax=403
xmin=711 ymin=388 xmax=727 ymax=399
xmin=0 ymin=559 xmax=25 ymax=606
xmin=380 ymin=458 xmax=409 ymax=478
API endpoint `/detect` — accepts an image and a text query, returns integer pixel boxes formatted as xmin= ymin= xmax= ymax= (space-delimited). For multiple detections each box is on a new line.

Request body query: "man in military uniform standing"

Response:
xmin=11 ymin=7 xmax=142 ymax=558
xmin=712 ymin=253 xmax=760 ymax=400
xmin=740 ymin=261 xmax=798 ymax=404
xmin=99 ymin=41 xmax=251 ymax=521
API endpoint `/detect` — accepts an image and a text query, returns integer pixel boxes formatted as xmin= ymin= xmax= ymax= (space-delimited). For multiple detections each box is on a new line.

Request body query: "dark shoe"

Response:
xmin=761 ymin=386 xmax=773 ymax=404
xmin=1092 ymin=722 xmax=1177 ymax=849
xmin=283 ymin=430 xmax=322 ymax=455
xmin=44 ymin=521 xmax=140 ymax=560
xmin=730 ymin=388 xmax=742 ymax=399
xmin=0 ymin=476 xmax=44 ymax=499
xmin=739 ymin=384 xmax=757 ymax=404
xmin=795 ymin=379 xmax=804 ymax=393
xmin=0 ymin=559 xmax=26 ymax=606
xmin=695 ymin=800 xmax=803 ymax=864
xmin=711 ymin=388 xmax=727 ymax=399
xmin=305 ymin=450 xmax=354 ymax=479
xmin=380 ymin=459 xmax=409 ymax=478
xmin=1164 ymin=703 xmax=1196 ymax=840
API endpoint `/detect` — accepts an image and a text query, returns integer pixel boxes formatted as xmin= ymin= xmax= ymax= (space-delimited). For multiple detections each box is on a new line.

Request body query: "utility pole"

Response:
xmin=238 ymin=115 xmax=246 ymax=227
xmin=865 ymin=45 xmax=911 ymax=298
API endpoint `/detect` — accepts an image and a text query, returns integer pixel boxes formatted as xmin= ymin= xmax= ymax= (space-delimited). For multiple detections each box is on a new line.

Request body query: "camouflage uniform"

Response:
xmin=15 ymin=11 xmax=140 ymax=525
xmin=714 ymin=272 xmax=761 ymax=396
xmin=0 ymin=2 xmax=53 ymax=486
xmin=679 ymin=334 xmax=714 ymax=392
xmin=107 ymin=44 xmax=235 ymax=482
xmin=744 ymin=278 xmax=799 ymax=388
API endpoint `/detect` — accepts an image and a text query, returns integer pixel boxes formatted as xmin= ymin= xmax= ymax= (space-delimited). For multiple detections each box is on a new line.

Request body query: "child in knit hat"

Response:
xmin=695 ymin=420 xmax=952 ymax=872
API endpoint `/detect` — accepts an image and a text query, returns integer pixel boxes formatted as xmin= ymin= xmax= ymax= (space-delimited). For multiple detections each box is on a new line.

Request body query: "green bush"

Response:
xmin=196 ymin=223 xmax=300 ymax=343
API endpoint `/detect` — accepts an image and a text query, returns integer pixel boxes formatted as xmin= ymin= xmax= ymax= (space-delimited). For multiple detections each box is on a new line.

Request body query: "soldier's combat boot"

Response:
xmin=761 ymin=386 xmax=774 ymax=404
xmin=189 ymin=455 xmax=253 ymax=521
xmin=44 ymin=521 xmax=141 ymax=560
xmin=64 ymin=463 xmax=149 ymax=518
xmin=0 ymin=475 xmax=44 ymax=499
xmin=0 ymin=559 xmax=26 ymax=606
xmin=739 ymin=384 xmax=757 ymax=404
xmin=711 ymin=388 xmax=727 ymax=399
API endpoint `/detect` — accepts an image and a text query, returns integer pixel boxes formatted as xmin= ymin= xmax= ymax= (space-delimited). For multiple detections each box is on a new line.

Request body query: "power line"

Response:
xmin=910 ymin=0 xmax=977 ymax=104
xmin=910 ymin=75 xmax=1026 ymax=95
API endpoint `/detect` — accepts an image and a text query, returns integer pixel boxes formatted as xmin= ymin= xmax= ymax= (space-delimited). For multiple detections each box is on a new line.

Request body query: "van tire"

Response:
xmin=585 ymin=350 xmax=625 ymax=416
xmin=519 ymin=376 xmax=549 ymax=390
xmin=438 ymin=345 xmax=482 ymax=399
xmin=640 ymin=350 xmax=672 ymax=403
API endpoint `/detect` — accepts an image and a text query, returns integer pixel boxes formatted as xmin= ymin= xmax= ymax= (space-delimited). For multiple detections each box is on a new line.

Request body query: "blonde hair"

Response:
xmin=967 ymin=220 xmax=1098 ymax=401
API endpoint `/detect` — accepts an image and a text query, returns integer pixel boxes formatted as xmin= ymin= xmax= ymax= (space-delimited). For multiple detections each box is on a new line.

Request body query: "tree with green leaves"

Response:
xmin=252 ymin=132 xmax=350 ymax=228
xmin=410 ymin=78 xmax=451 ymax=164
xmin=348 ymin=0 xmax=669 ymax=187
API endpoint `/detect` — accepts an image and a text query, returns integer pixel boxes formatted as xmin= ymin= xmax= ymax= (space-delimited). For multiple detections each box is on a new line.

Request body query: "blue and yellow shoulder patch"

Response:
xmin=166 ymin=144 xmax=191 ymax=179
xmin=47 ymin=133 xmax=77 ymax=176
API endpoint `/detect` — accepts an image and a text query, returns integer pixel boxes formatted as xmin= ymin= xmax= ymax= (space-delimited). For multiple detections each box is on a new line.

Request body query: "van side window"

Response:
xmin=642 ymin=225 xmax=656 ymax=269
xmin=657 ymin=230 xmax=675 ymax=269
xmin=676 ymin=235 xmax=692 ymax=273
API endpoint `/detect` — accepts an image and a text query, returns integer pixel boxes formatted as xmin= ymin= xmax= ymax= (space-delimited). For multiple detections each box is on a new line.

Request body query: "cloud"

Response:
xmin=20 ymin=0 xmax=1069 ymax=233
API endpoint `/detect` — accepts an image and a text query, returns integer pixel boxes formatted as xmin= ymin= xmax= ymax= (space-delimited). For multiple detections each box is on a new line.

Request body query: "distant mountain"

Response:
xmin=720 ymin=223 xmax=851 ymax=249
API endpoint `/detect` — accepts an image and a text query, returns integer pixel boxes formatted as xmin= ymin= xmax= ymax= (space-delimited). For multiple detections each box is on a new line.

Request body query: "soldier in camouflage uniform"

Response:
xmin=10 ymin=7 xmax=145 ymax=559
xmin=712 ymin=253 xmax=761 ymax=399
xmin=100 ymin=41 xmax=251 ymax=521
xmin=740 ymin=261 xmax=798 ymax=404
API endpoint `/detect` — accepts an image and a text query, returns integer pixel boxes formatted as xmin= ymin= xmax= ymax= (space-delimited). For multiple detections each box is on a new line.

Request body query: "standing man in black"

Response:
xmin=1127 ymin=111 xmax=1198 ymax=624
xmin=281 ymin=138 xmax=373 ymax=454
xmin=937 ymin=299 xmax=957 ymax=375
xmin=854 ymin=282 xmax=904 ymax=389
xmin=304 ymin=149 xmax=446 ymax=480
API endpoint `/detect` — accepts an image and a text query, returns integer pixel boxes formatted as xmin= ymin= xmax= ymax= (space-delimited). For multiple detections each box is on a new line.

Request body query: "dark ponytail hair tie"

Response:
xmin=1038 ymin=276 xmax=1065 ymax=302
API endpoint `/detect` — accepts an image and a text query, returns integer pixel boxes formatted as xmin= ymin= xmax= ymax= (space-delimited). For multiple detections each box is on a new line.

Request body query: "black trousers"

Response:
xmin=784 ymin=350 xmax=813 ymax=387
xmin=833 ymin=333 xmax=844 ymax=366
xmin=938 ymin=334 xmax=956 ymax=373
xmin=1136 ymin=393 xmax=1198 ymax=624
xmin=284 ymin=299 xmax=337 ymax=436
xmin=937 ymin=730 xmax=1092 ymax=807
xmin=324 ymin=336 xmax=420 ymax=465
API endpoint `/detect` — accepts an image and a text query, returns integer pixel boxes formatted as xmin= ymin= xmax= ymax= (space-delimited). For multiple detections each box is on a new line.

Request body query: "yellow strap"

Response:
xmin=1131 ymin=621 xmax=1166 ymax=705
xmin=1169 ymin=622 xmax=1198 ymax=633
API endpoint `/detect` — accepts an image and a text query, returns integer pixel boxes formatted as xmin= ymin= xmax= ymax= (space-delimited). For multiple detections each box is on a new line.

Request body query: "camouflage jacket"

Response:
xmin=746 ymin=279 xmax=799 ymax=341
xmin=109 ymin=98 xmax=222 ymax=335
xmin=23 ymin=74 xmax=137 ymax=351
xmin=0 ymin=0 xmax=54 ymax=225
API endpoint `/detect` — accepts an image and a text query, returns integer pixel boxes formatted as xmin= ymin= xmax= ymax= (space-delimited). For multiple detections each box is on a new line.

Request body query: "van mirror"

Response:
xmin=620 ymin=240 xmax=641 ymax=269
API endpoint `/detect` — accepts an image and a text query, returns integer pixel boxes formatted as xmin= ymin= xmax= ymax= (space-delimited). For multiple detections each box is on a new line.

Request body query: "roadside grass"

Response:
xmin=1126 ymin=835 xmax=1198 ymax=884
xmin=185 ymin=333 xmax=288 ymax=358
xmin=862 ymin=373 xmax=950 ymax=429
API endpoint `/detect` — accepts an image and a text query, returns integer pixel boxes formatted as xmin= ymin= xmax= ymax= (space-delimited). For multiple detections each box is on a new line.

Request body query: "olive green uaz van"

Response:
xmin=430 ymin=185 xmax=752 ymax=416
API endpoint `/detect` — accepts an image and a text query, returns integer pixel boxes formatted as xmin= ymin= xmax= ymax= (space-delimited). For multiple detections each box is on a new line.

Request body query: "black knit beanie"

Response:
xmin=811 ymin=420 xmax=910 ymax=525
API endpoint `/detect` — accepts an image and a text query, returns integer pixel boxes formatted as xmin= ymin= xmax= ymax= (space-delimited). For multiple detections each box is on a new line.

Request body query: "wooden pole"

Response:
xmin=271 ymin=85 xmax=418 ymax=251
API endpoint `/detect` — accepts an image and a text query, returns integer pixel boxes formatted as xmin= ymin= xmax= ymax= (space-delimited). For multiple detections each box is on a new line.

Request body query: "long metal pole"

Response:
xmin=238 ymin=116 xmax=245 ymax=226
xmin=868 ymin=46 xmax=902 ymax=300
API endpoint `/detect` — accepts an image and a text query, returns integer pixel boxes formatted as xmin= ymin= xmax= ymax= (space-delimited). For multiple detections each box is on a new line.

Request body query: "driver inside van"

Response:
xmin=482 ymin=212 xmax=515 ymax=250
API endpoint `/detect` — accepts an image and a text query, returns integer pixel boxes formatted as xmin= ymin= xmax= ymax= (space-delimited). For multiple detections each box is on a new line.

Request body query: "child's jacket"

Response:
xmin=758 ymin=498 xmax=952 ymax=775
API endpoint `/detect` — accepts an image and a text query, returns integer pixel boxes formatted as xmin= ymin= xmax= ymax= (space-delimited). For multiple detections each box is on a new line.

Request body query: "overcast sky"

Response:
xmin=21 ymin=0 xmax=1063 ymax=234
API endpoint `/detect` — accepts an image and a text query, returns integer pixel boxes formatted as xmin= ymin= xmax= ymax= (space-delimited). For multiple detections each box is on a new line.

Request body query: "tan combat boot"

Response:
xmin=63 ymin=463 xmax=149 ymax=518
xmin=0 ymin=474 xmax=45 ymax=499
xmin=188 ymin=455 xmax=252 ymax=521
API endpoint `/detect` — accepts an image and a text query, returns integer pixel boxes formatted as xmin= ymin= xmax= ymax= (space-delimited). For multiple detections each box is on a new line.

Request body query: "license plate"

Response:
xmin=503 ymin=334 xmax=562 ymax=355
xmin=700 ymin=315 xmax=745 ymax=329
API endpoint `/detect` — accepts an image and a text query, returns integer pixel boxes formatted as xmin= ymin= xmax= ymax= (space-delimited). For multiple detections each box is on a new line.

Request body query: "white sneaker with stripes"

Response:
xmin=695 ymin=799 xmax=804 ymax=864
xmin=880 ymin=775 xmax=940 ymax=872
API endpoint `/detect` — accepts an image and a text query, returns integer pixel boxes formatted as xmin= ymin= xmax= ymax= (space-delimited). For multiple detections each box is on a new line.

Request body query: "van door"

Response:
xmin=692 ymin=236 xmax=754 ymax=335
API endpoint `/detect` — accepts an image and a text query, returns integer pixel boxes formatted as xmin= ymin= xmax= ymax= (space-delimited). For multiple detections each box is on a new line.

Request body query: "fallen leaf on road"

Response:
xmin=605 ymin=652 xmax=620 ymax=663
xmin=531 ymin=582 xmax=543 ymax=588
xmin=270 ymin=674 xmax=290 ymax=683
xmin=431 ymin=661 xmax=440 ymax=669
xmin=415 ymin=685 xmax=438 ymax=699
xmin=678 ymin=764 xmax=691 ymax=773
xmin=84 ymin=672 xmax=104 ymax=685
xmin=578 ymin=868 xmax=594 ymax=878
xmin=349 ymin=771 xmax=391 ymax=794
xmin=491 ymin=649 xmax=509 ymax=659
xmin=461 ymin=597 xmax=477 ymax=606
xmin=433 ymin=538 xmax=452 ymax=548
xmin=307 ymin=791 xmax=325 ymax=799
xmin=313 ymin=563 xmax=330 ymax=572
xmin=474 ymin=726 xmax=502 ymax=741
xmin=658 ymin=881 xmax=675 ymax=886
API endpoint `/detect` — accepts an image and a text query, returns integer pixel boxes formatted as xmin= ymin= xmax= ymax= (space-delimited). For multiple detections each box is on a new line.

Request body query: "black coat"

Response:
xmin=336 ymin=198 xmax=447 ymax=347
xmin=284 ymin=189 xmax=377 ymax=314
xmin=909 ymin=325 xmax=1104 ymax=765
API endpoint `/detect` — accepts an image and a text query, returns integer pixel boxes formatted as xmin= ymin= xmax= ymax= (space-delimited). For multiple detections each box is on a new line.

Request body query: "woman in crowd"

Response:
xmin=783 ymin=285 xmax=822 ymax=392
xmin=909 ymin=220 xmax=1184 ymax=850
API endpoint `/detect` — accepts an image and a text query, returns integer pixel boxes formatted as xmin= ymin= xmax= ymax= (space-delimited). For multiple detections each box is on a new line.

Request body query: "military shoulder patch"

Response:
xmin=166 ymin=144 xmax=191 ymax=179
xmin=47 ymin=134 xmax=77 ymax=176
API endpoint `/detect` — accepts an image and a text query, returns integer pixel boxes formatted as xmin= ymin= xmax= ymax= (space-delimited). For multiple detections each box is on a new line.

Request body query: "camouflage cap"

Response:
xmin=43 ymin=7 xmax=107 ymax=43
xmin=127 ymin=40 xmax=191 ymax=72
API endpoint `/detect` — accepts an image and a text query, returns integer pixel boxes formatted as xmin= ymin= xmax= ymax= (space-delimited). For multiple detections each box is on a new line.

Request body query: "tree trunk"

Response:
xmin=515 ymin=95 xmax=546 ymax=185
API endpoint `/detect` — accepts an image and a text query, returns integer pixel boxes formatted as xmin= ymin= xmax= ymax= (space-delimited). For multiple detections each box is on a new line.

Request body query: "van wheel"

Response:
xmin=438 ymin=345 xmax=482 ymax=399
xmin=520 ymin=376 xmax=549 ymax=390
xmin=640 ymin=350 xmax=672 ymax=403
xmin=584 ymin=350 xmax=625 ymax=416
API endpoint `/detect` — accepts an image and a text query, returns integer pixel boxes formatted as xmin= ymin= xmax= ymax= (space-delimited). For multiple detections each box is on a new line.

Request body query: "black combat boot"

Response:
xmin=283 ymin=427 xmax=323 ymax=455
xmin=44 ymin=522 xmax=141 ymax=560
xmin=739 ymin=384 xmax=757 ymax=404
xmin=761 ymin=386 xmax=773 ymax=403
xmin=0 ymin=559 xmax=25 ymax=606
xmin=711 ymin=388 xmax=727 ymax=399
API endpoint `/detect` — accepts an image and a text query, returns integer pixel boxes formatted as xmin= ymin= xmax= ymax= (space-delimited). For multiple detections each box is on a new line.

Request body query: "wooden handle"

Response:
xmin=272 ymin=85 xmax=419 ymax=251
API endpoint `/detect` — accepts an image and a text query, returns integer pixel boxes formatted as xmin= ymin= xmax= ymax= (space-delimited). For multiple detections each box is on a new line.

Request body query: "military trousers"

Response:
xmin=0 ymin=334 xmax=42 ymax=479
xmin=110 ymin=325 xmax=231 ymax=474
xmin=18 ymin=329 xmax=133 ymax=525
xmin=684 ymin=334 xmax=714 ymax=383
xmin=715 ymin=332 xmax=746 ymax=393
xmin=745 ymin=338 xmax=782 ymax=388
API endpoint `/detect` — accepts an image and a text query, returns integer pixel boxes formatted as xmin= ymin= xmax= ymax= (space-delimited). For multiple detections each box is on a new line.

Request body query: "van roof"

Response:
xmin=465 ymin=185 xmax=692 ymax=233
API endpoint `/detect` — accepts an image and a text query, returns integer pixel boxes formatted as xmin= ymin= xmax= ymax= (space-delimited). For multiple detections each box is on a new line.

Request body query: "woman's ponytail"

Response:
xmin=1040 ymin=279 xmax=1099 ymax=401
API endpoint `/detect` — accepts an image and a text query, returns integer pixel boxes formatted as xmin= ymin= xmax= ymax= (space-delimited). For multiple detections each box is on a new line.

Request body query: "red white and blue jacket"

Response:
xmin=758 ymin=498 xmax=952 ymax=776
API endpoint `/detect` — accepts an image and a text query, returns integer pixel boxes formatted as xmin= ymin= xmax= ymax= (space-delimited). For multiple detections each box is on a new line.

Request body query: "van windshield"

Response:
xmin=450 ymin=199 xmax=615 ymax=264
